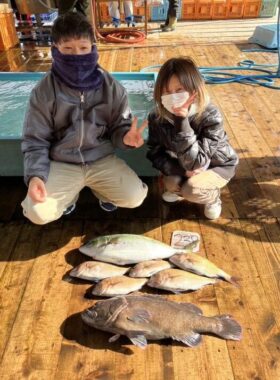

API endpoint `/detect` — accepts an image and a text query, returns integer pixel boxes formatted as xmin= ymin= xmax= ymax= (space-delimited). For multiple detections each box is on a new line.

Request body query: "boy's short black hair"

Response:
xmin=51 ymin=12 xmax=95 ymax=44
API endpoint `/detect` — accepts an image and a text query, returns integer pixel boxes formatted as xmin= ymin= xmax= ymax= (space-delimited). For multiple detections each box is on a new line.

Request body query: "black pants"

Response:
xmin=58 ymin=0 xmax=89 ymax=17
xmin=167 ymin=0 xmax=179 ymax=18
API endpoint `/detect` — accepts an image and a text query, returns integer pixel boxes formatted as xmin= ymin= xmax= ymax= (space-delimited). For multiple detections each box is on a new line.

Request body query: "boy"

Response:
xmin=21 ymin=12 xmax=148 ymax=225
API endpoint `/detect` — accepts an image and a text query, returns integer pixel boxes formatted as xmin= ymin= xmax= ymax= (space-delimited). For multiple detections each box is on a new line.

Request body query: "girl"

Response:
xmin=146 ymin=57 xmax=238 ymax=220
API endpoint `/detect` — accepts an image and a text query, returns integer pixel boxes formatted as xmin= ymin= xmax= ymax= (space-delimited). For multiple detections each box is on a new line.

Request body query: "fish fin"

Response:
xmin=180 ymin=303 xmax=203 ymax=315
xmin=172 ymin=332 xmax=202 ymax=347
xmin=127 ymin=309 xmax=151 ymax=323
xmin=128 ymin=293 xmax=168 ymax=301
xmin=215 ymin=315 xmax=242 ymax=341
xmin=129 ymin=334 xmax=148 ymax=349
xmin=109 ymin=334 xmax=120 ymax=343
xmin=129 ymin=291 xmax=143 ymax=296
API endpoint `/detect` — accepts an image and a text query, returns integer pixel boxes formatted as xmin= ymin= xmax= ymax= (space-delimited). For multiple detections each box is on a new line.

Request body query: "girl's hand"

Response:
xmin=123 ymin=117 xmax=148 ymax=148
xmin=172 ymin=91 xmax=197 ymax=118
xmin=28 ymin=177 xmax=47 ymax=203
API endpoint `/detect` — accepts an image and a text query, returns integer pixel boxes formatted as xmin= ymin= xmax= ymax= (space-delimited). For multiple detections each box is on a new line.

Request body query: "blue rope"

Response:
xmin=140 ymin=61 xmax=280 ymax=89
xmin=140 ymin=4 xmax=280 ymax=89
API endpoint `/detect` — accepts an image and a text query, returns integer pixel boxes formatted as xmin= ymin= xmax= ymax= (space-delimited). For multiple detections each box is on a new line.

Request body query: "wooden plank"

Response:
xmin=0 ymin=221 xmax=23 ymax=279
xmin=205 ymin=45 xmax=279 ymax=180
xmin=192 ymin=45 xmax=254 ymax=180
xmin=0 ymin=178 xmax=26 ymax=222
xmin=227 ymin=178 xmax=278 ymax=219
xmin=205 ymin=44 xmax=280 ymax=218
xmin=0 ymin=220 xmax=83 ymax=379
xmin=240 ymin=218 xmax=280 ymax=316
xmin=114 ymin=48 xmax=133 ymax=72
xmin=200 ymin=218 xmax=280 ymax=379
xmin=98 ymin=48 xmax=117 ymax=71
xmin=0 ymin=223 xmax=43 ymax=361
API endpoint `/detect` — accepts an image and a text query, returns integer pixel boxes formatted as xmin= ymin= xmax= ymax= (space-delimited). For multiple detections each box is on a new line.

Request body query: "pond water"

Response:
xmin=0 ymin=79 xmax=154 ymax=138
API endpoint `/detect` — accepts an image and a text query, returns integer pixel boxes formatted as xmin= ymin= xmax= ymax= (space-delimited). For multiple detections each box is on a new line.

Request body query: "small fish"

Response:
xmin=147 ymin=269 xmax=216 ymax=293
xmin=81 ymin=294 xmax=242 ymax=348
xmin=70 ymin=261 xmax=129 ymax=282
xmin=91 ymin=276 xmax=147 ymax=297
xmin=170 ymin=253 xmax=239 ymax=287
xmin=79 ymin=234 xmax=196 ymax=265
xmin=129 ymin=260 xmax=173 ymax=278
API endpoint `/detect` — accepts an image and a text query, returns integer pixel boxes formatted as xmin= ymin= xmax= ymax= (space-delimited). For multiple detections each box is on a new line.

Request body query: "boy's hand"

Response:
xmin=186 ymin=168 xmax=204 ymax=177
xmin=123 ymin=117 xmax=148 ymax=148
xmin=172 ymin=92 xmax=197 ymax=118
xmin=28 ymin=177 xmax=47 ymax=203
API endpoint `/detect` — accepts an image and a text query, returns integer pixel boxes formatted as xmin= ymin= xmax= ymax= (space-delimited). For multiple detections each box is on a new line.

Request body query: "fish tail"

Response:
xmin=223 ymin=273 xmax=240 ymax=287
xmin=215 ymin=315 xmax=242 ymax=341
xmin=69 ymin=268 xmax=78 ymax=277
xmin=228 ymin=276 xmax=240 ymax=287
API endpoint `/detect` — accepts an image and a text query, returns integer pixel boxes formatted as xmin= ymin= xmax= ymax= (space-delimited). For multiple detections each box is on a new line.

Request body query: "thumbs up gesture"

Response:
xmin=123 ymin=117 xmax=148 ymax=148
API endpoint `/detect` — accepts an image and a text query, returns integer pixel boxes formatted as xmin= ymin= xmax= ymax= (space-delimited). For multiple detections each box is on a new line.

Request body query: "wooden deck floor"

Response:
xmin=0 ymin=15 xmax=280 ymax=380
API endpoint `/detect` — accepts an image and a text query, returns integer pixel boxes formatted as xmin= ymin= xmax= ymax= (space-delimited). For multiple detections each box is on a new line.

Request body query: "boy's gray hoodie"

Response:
xmin=21 ymin=70 xmax=132 ymax=185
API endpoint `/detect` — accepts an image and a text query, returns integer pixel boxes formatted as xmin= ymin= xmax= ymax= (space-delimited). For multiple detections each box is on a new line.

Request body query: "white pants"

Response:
xmin=163 ymin=169 xmax=229 ymax=205
xmin=22 ymin=155 xmax=148 ymax=225
xmin=109 ymin=1 xmax=133 ymax=19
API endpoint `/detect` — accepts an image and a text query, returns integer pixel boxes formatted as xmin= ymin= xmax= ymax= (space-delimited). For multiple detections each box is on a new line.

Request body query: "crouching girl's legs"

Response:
xmin=181 ymin=170 xmax=229 ymax=219
xmin=21 ymin=161 xmax=84 ymax=225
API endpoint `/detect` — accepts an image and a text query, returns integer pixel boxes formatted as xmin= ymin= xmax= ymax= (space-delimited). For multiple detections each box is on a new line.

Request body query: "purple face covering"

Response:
xmin=51 ymin=45 xmax=104 ymax=91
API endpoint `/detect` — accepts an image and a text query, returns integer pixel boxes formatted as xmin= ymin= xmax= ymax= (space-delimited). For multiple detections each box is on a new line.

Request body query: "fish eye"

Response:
xmin=88 ymin=309 xmax=98 ymax=318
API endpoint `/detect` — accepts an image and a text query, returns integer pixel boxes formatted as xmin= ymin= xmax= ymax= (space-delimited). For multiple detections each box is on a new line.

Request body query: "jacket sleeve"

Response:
xmin=21 ymin=84 xmax=54 ymax=186
xmin=108 ymin=80 xmax=132 ymax=149
xmin=146 ymin=116 xmax=185 ymax=176
xmin=174 ymin=106 xmax=225 ymax=171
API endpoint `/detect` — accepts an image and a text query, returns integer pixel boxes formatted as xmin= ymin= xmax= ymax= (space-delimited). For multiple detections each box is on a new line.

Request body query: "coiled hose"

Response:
xmin=91 ymin=1 xmax=146 ymax=44
xmin=141 ymin=4 xmax=280 ymax=89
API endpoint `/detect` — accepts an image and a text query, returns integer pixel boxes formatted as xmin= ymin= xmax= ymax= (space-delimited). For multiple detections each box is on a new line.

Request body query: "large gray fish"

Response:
xmin=170 ymin=253 xmax=239 ymax=287
xmin=81 ymin=294 xmax=242 ymax=348
xmin=147 ymin=269 xmax=216 ymax=293
xmin=70 ymin=261 xmax=129 ymax=282
xmin=79 ymin=234 xmax=196 ymax=265
xmin=129 ymin=260 xmax=173 ymax=278
xmin=91 ymin=276 xmax=148 ymax=297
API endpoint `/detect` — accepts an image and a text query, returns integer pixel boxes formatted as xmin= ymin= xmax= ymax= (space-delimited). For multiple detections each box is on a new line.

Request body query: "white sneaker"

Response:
xmin=162 ymin=191 xmax=183 ymax=203
xmin=204 ymin=198 xmax=222 ymax=220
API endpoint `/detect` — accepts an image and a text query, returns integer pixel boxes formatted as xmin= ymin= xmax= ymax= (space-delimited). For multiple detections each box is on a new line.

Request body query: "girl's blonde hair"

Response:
xmin=154 ymin=56 xmax=209 ymax=121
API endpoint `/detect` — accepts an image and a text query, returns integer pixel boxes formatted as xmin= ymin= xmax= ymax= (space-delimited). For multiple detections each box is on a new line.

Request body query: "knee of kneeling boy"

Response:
xmin=119 ymin=183 xmax=148 ymax=208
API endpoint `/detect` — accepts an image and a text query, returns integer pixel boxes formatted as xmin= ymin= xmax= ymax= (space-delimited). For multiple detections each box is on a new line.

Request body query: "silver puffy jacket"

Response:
xmin=147 ymin=103 xmax=239 ymax=180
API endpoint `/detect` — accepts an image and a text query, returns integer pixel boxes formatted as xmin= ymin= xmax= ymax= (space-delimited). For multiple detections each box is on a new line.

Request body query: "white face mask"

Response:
xmin=161 ymin=91 xmax=190 ymax=114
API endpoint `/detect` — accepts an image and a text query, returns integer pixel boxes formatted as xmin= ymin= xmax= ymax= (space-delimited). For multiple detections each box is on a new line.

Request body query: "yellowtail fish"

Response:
xmin=170 ymin=253 xmax=239 ymax=287
xmin=129 ymin=260 xmax=173 ymax=278
xmin=70 ymin=261 xmax=130 ymax=282
xmin=79 ymin=234 xmax=196 ymax=265
xmin=147 ymin=269 xmax=216 ymax=293
xmin=82 ymin=294 xmax=242 ymax=348
xmin=91 ymin=276 xmax=147 ymax=297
